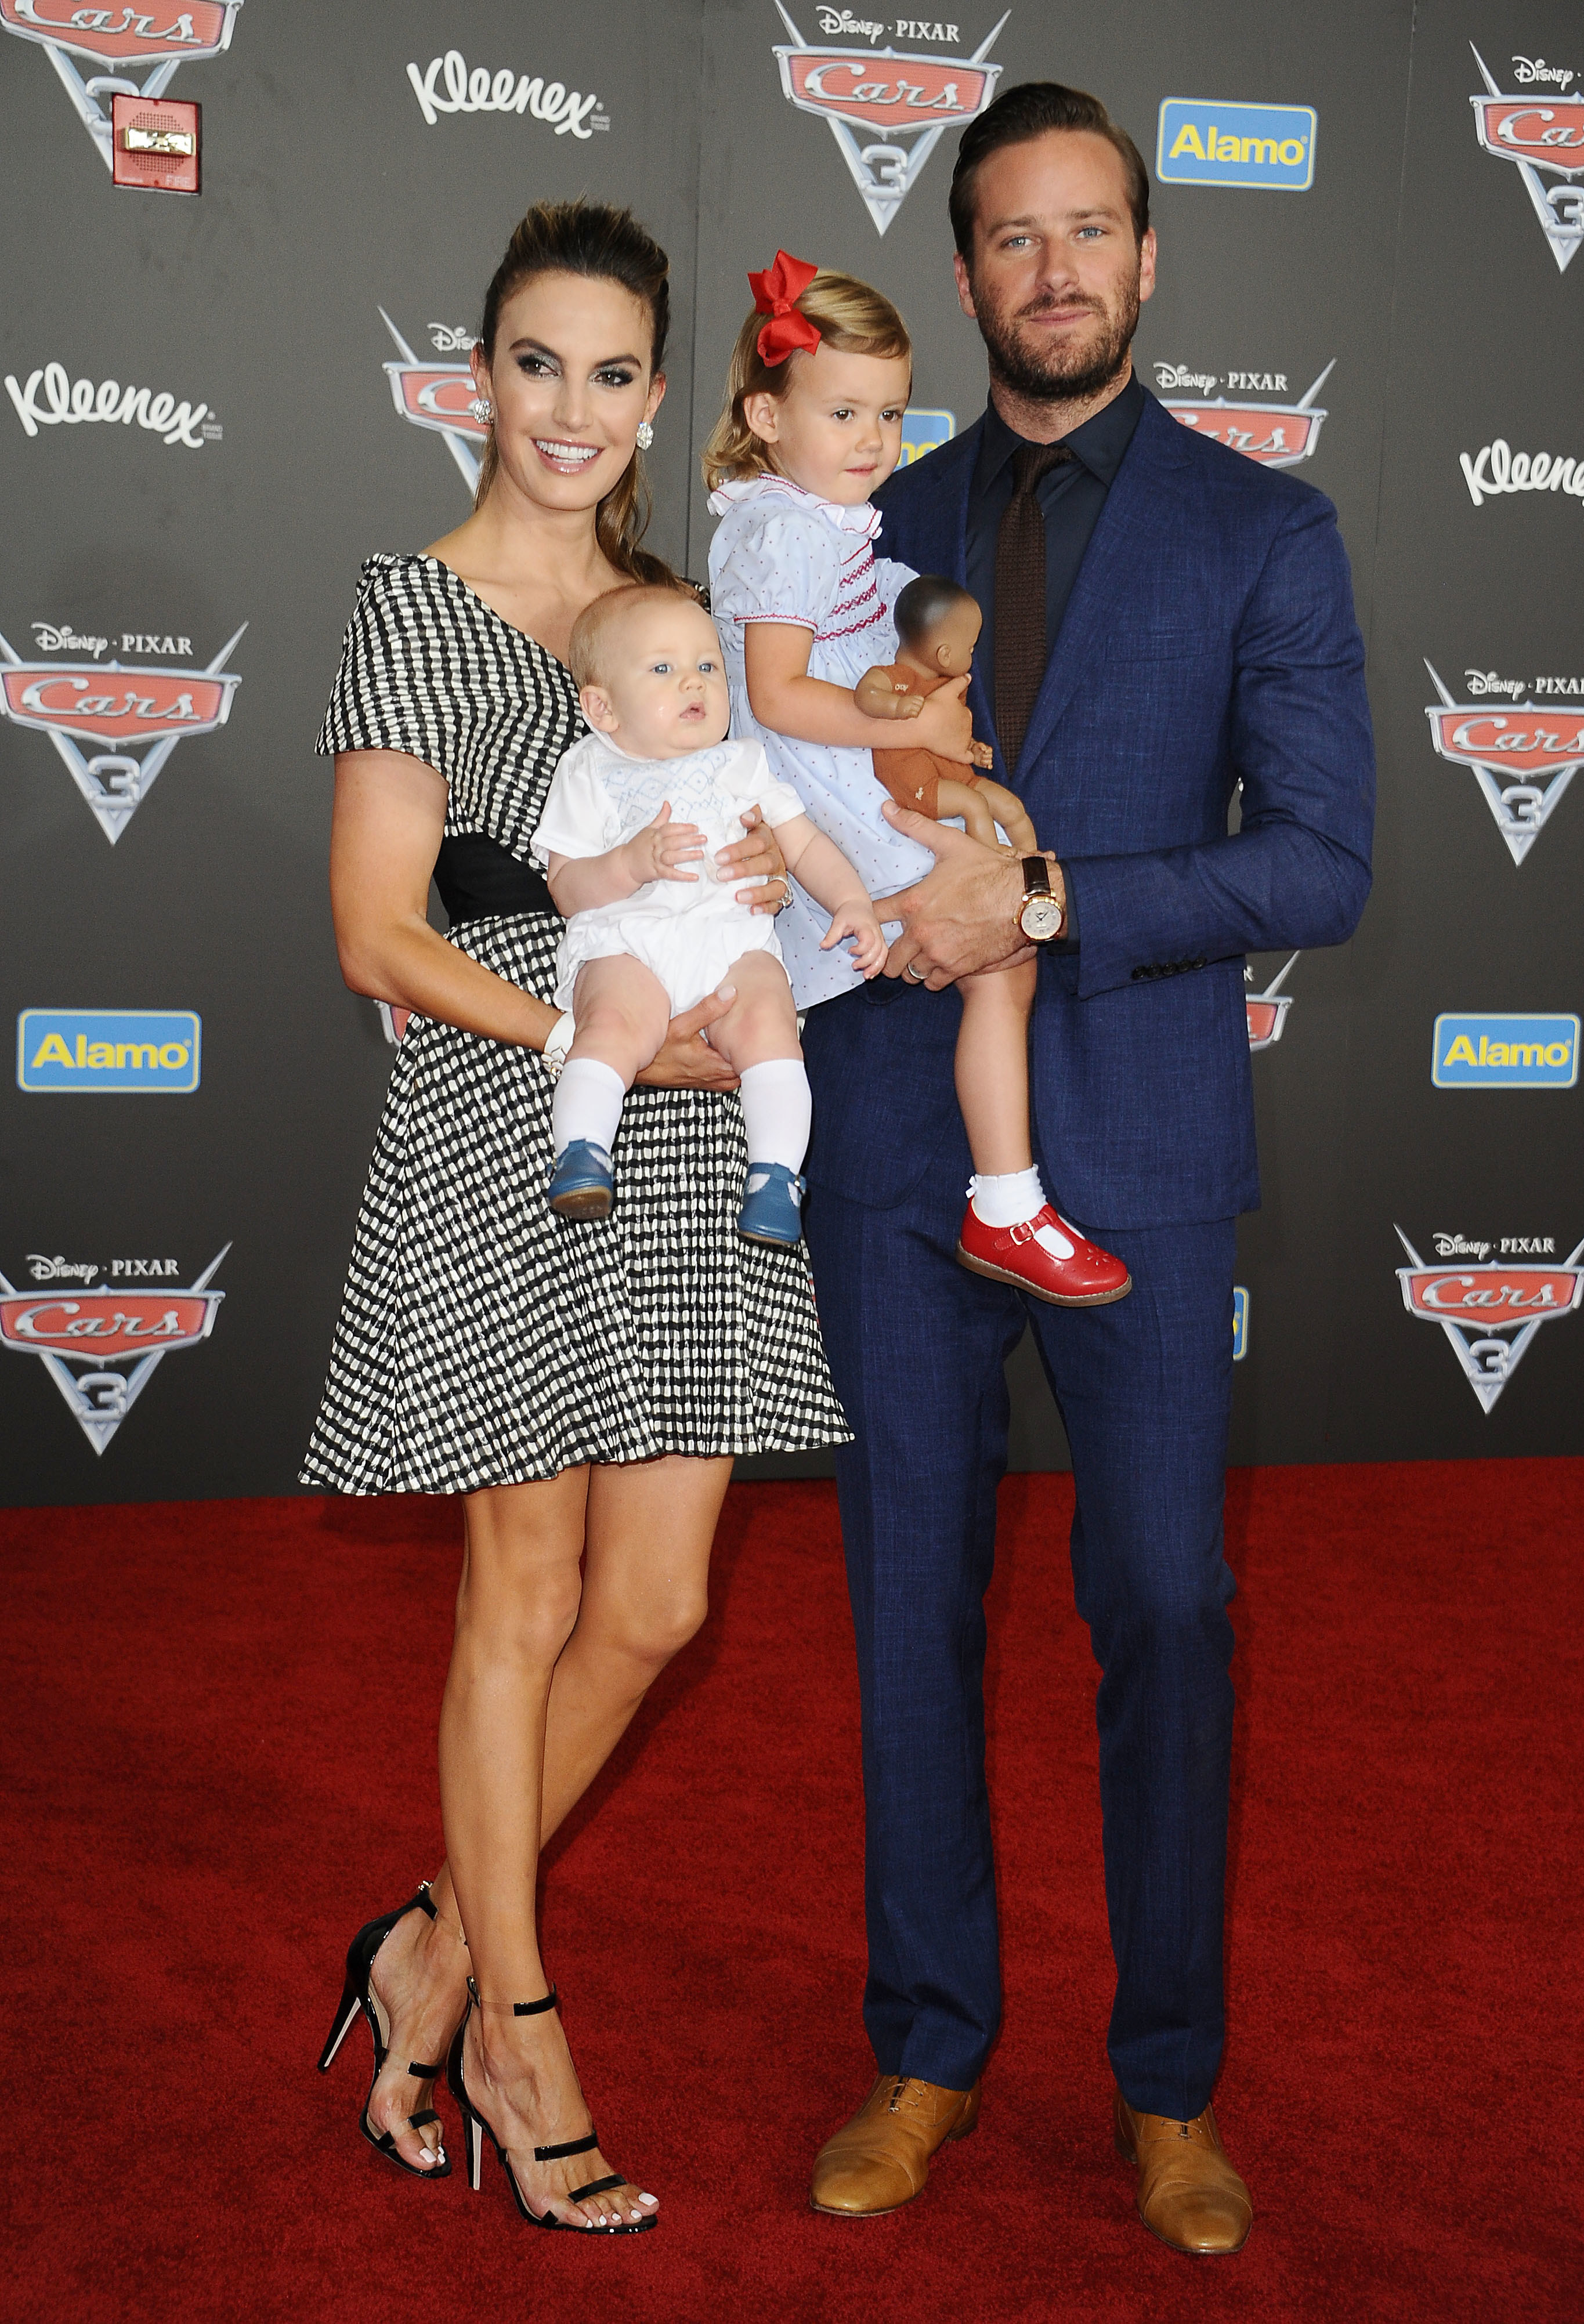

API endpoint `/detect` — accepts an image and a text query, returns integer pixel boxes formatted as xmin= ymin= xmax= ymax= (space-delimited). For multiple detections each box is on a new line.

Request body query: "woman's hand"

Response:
xmin=635 ymin=988 xmax=743 ymax=1091
xmin=909 ymin=675 xmax=976 ymax=765
xmin=622 ymin=801 xmax=705 ymax=886
xmin=720 ymin=802 xmax=791 ymax=915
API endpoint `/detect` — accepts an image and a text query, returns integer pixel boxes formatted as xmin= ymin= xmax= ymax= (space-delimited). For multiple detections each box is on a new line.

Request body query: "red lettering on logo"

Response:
xmin=1474 ymin=98 xmax=1584 ymax=173
xmin=390 ymin=367 xmax=489 ymax=440
xmin=0 ymin=1 xmax=236 ymax=66
xmin=1165 ymin=401 xmax=1322 ymax=469
xmin=0 ymin=1290 xmax=221 ymax=1359
xmin=782 ymin=52 xmax=992 ymax=133
xmin=2 ymin=665 xmax=232 ymax=746
xmin=1429 ymin=710 xmax=1584 ymax=777
xmin=1398 ymin=1267 xmax=1584 ymax=1320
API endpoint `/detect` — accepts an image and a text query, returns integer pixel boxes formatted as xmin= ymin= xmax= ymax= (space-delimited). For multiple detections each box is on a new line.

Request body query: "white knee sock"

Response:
xmin=551 ymin=1056 xmax=627 ymax=1159
xmin=738 ymin=1058 xmax=812 ymax=1172
xmin=970 ymin=1167 xmax=1046 ymax=1228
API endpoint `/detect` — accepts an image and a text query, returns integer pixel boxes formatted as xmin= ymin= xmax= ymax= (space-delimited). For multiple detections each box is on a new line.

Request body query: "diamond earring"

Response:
xmin=470 ymin=396 xmax=492 ymax=423
xmin=635 ymin=419 xmax=654 ymax=450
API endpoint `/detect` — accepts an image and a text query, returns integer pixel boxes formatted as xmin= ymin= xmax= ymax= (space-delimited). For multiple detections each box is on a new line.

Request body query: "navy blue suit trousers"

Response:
xmin=804 ymin=983 xmax=1237 ymax=2119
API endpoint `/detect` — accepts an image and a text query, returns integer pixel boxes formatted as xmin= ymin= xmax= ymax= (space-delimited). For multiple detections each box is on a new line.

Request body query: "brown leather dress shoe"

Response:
xmin=811 ymin=2073 xmax=981 ymax=2217
xmin=1113 ymin=2090 xmax=1252 ymax=2254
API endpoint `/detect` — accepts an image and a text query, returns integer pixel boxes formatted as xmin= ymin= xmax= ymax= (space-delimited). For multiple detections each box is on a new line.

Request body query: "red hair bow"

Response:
xmin=748 ymin=249 xmax=821 ymax=366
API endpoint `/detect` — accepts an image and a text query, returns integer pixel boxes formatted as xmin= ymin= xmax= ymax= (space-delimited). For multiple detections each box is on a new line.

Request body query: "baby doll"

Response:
xmin=856 ymin=574 xmax=1036 ymax=853
xmin=531 ymin=581 xmax=885 ymax=1248
xmin=705 ymin=249 xmax=1131 ymax=1308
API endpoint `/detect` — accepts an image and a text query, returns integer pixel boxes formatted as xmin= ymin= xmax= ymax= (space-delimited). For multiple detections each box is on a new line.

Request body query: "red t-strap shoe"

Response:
xmin=956 ymin=1203 xmax=1132 ymax=1306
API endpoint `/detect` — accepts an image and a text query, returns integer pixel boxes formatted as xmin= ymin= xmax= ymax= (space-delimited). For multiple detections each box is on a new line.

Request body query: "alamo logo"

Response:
xmin=0 ymin=623 xmax=244 ymax=843
xmin=1470 ymin=44 xmax=1584 ymax=273
xmin=17 ymin=1008 xmax=201 ymax=1092
xmin=1157 ymin=361 xmax=1333 ymax=469
xmin=0 ymin=1 xmax=243 ymax=174
xmin=1433 ymin=1013 xmax=1578 ymax=1088
xmin=1423 ymin=660 xmax=1581 ymax=864
xmin=1395 ymin=1226 xmax=1583 ymax=1414
xmin=770 ymin=2 xmax=1005 ymax=235
xmin=1156 ymin=97 xmax=1317 ymax=191
xmin=0 ymin=1241 xmax=229 ymax=1454
xmin=379 ymin=309 xmax=486 ymax=495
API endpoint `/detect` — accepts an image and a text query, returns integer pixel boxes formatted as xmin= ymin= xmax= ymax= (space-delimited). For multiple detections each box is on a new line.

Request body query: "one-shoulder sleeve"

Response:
xmin=316 ymin=556 xmax=458 ymax=773
xmin=710 ymin=506 xmax=845 ymax=634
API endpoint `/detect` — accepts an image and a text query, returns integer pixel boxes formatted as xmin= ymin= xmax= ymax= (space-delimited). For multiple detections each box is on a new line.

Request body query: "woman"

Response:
xmin=309 ymin=200 xmax=848 ymax=2233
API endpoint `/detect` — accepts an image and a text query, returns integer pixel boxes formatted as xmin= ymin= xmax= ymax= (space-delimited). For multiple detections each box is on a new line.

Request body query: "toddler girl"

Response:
xmin=532 ymin=581 xmax=885 ymax=1246
xmin=703 ymin=251 xmax=1130 ymax=1306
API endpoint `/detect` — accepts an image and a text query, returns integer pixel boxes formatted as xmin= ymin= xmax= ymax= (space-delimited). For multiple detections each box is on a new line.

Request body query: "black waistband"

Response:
xmin=433 ymin=834 xmax=558 ymax=925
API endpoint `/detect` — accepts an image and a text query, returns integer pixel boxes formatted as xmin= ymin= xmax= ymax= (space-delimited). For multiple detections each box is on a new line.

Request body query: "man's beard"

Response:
xmin=974 ymin=269 xmax=1141 ymax=406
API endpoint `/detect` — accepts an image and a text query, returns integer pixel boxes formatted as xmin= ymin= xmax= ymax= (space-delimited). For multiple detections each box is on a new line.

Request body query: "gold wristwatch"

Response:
xmin=1018 ymin=855 xmax=1066 ymax=943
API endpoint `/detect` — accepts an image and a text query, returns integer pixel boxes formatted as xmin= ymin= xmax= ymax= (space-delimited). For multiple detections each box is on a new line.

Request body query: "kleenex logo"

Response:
xmin=1157 ymin=98 xmax=1317 ymax=190
xmin=18 ymin=1009 xmax=201 ymax=1094
xmin=1433 ymin=1013 xmax=1578 ymax=1088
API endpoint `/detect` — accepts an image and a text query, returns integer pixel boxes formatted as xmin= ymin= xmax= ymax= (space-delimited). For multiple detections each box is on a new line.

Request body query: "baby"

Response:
xmin=532 ymin=582 xmax=885 ymax=1247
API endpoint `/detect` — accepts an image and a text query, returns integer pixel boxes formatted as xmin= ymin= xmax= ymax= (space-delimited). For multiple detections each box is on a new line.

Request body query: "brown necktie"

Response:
xmin=994 ymin=441 xmax=1071 ymax=771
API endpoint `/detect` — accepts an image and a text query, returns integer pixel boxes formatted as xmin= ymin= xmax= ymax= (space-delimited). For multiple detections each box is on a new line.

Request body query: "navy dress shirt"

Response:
xmin=964 ymin=372 xmax=1147 ymax=729
xmin=961 ymin=372 xmax=1145 ymax=946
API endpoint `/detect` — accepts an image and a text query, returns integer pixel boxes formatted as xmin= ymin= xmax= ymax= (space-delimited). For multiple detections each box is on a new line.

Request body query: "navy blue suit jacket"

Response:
xmin=803 ymin=389 xmax=1375 ymax=1231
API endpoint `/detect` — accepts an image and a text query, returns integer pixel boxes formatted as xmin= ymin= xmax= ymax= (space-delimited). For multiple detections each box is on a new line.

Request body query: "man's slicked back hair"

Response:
xmin=949 ymin=82 xmax=1151 ymax=258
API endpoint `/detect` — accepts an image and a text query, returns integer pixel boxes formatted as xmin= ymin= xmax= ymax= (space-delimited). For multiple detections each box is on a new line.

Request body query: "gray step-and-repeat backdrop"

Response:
xmin=2 ymin=1 xmax=1579 ymax=1504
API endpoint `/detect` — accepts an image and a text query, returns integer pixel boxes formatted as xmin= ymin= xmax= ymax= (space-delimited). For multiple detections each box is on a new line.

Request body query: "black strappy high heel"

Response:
xmin=446 ymin=1979 xmax=655 ymax=2232
xmin=318 ymin=1881 xmax=455 ymax=2179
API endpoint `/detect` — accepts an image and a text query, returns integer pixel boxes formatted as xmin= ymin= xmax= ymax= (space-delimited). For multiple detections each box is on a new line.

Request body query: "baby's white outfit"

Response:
xmin=531 ymin=730 xmax=805 ymax=1015
xmin=708 ymin=473 xmax=933 ymax=1009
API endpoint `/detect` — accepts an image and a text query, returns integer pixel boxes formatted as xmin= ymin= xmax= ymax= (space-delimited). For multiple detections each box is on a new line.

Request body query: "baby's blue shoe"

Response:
xmin=737 ymin=1163 xmax=806 ymax=1247
xmin=548 ymin=1139 xmax=614 ymax=1220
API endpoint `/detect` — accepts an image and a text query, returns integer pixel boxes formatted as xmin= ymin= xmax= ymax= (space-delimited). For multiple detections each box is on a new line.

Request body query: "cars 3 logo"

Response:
xmin=0 ymin=1 xmax=243 ymax=173
xmin=770 ymin=2 xmax=1005 ymax=234
xmin=1245 ymin=953 xmax=1299 ymax=1048
xmin=0 ymin=623 xmax=245 ymax=842
xmin=1423 ymin=660 xmax=1579 ymax=863
xmin=1470 ymin=44 xmax=1584 ymax=272
xmin=1395 ymin=1226 xmax=1583 ymax=1413
xmin=379 ymin=310 xmax=485 ymax=495
xmin=0 ymin=1242 xmax=228 ymax=1453
xmin=1159 ymin=361 xmax=1333 ymax=469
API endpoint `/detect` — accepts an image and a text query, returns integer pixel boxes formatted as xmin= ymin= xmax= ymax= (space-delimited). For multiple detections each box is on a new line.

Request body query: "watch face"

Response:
xmin=1019 ymin=895 xmax=1064 ymax=942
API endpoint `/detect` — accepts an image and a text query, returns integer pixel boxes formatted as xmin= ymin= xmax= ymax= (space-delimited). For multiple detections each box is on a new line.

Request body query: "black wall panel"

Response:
xmin=1 ymin=2 xmax=1578 ymax=1501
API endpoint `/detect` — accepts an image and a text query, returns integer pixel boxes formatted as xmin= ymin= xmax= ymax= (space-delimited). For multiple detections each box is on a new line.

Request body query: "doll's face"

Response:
xmin=906 ymin=596 xmax=983 ymax=677
xmin=743 ymin=339 xmax=912 ymax=505
xmin=578 ymin=598 xmax=731 ymax=759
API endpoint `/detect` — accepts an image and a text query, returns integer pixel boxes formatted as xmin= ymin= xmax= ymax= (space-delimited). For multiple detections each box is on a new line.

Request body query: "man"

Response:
xmin=799 ymin=82 xmax=1373 ymax=2254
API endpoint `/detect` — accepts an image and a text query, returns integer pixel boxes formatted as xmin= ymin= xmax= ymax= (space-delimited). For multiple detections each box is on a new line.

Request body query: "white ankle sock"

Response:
xmin=551 ymin=1057 xmax=627 ymax=1159
xmin=738 ymin=1058 xmax=812 ymax=1172
xmin=970 ymin=1167 xmax=1046 ymax=1229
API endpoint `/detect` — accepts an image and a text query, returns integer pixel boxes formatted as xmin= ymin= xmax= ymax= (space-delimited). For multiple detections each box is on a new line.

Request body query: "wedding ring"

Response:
xmin=903 ymin=961 xmax=928 ymax=983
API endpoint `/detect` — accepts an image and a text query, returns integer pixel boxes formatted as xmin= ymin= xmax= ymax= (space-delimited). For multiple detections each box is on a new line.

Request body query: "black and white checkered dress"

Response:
xmin=301 ymin=554 xmax=849 ymax=1496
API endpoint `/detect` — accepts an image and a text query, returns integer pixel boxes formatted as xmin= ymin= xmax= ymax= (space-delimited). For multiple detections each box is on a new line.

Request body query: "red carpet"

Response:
xmin=4 ymin=1463 xmax=1579 ymax=2322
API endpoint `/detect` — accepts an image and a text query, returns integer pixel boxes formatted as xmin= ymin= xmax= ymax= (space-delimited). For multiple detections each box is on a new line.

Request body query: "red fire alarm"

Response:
xmin=111 ymin=93 xmax=201 ymax=197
